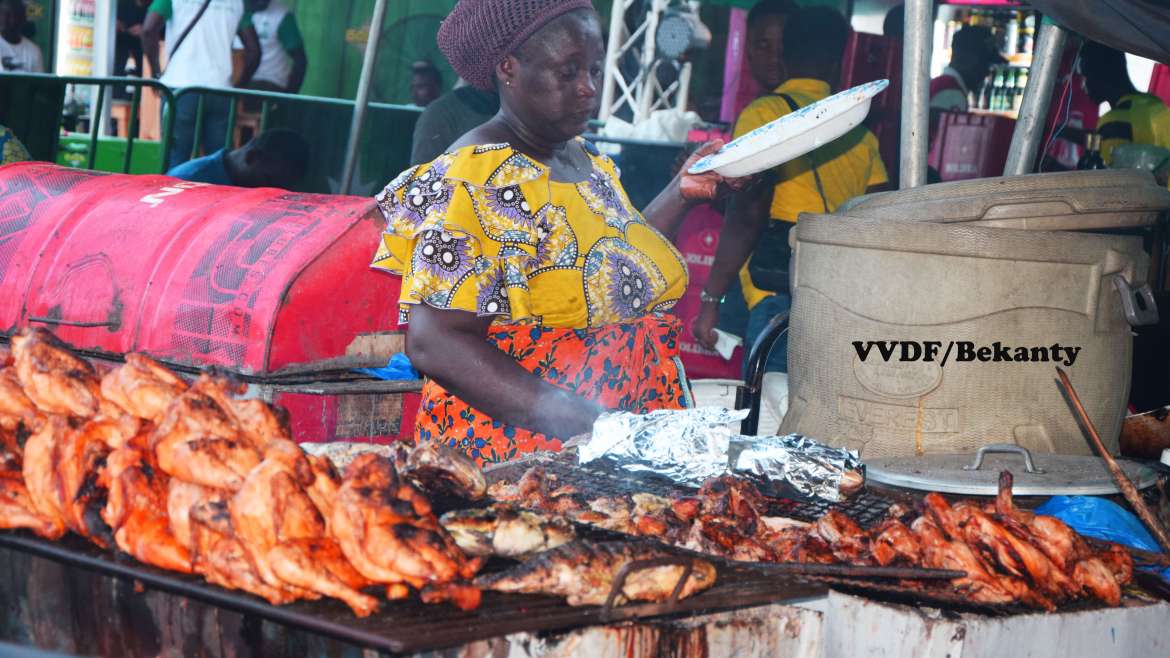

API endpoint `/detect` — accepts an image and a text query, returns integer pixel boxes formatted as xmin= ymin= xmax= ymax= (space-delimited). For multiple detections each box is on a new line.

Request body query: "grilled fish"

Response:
xmin=439 ymin=505 xmax=575 ymax=558
xmin=475 ymin=541 xmax=717 ymax=606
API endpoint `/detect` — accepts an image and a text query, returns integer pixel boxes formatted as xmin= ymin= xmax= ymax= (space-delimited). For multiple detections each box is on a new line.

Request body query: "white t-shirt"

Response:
xmin=149 ymin=0 xmax=251 ymax=89
xmin=250 ymin=1 xmax=302 ymax=88
xmin=930 ymin=66 xmax=970 ymax=113
xmin=0 ymin=36 xmax=44 ymax=73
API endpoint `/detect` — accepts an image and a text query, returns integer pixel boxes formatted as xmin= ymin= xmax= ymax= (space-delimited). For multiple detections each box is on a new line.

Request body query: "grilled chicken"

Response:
xmin=869 ymin=518 xmax=922 ymax=567
xmin=403 ymin=442 xmax=488 ymax=500
xmin=100 ymin=354 xmax=187 ymax=423
xmin=11 ymin=328 xmax=103 ymax=418
xmin=304 ymin=454 xmax=342 ymax=532
xmin=475 ymin=541 xmax=717 ymax=606
xmin=809 ymin=510 xmax=871 ymax=565
xmin=0 ymin=367 xmax=42 ymax=433
xmin=101 ymin=445 xmax=193 ymax=573
xmin=0 ymin=472 xmax=61 ymax=537
xmin=440 ymin=505 xmax=575 ymax=558
xmin=331 ymin=454 xmax=482 ymax=608
xmin=20 ymin=416 xmax=68 ymax=538
xmin=151 ymin=380 xmax=262 ymax=491
xmin=229 ymin=439 xmax=379 ymax=616
xmin=912 ymin=516 xmax=1026 ymax=605
xmin=486 ymin=465 xmax=584 ymax=513
xmin=54 ymin=419 xmax=115 ymax=547
xmin=952 ymin=501 xmax=1075 ymax=601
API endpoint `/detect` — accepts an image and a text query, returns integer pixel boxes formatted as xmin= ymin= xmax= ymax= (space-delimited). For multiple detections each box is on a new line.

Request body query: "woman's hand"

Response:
xmin=692 ymin=300 xmax=720 ymax=351
xmin=678 ymin=140 xmax=757 ymax=202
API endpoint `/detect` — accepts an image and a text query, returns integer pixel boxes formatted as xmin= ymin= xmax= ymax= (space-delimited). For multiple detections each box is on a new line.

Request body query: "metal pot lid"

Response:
xmin=864 ymin=444 xmax=1160 ymax=496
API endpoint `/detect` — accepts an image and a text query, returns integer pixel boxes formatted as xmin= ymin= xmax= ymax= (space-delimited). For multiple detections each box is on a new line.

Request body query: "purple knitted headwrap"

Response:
xmin=438 ymin=0 xmax=597 ymax=91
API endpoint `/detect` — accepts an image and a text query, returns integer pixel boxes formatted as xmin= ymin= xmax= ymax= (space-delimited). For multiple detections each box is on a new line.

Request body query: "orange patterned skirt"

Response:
xmin=414 ymin=314 xmax=693 ymax=465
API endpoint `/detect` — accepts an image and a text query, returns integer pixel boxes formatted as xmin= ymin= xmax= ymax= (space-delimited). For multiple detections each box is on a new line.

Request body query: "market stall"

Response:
xmin=0 ymin=325 xmax=1167 ymax=656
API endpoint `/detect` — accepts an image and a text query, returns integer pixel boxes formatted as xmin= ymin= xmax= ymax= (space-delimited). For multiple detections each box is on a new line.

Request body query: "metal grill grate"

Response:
xmin=491 ymin=455 xmax=896 ymax=527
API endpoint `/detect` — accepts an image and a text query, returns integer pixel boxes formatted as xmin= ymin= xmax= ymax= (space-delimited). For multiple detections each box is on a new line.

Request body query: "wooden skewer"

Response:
xmin=1056 ymin=366 xmax=1170 ymax=554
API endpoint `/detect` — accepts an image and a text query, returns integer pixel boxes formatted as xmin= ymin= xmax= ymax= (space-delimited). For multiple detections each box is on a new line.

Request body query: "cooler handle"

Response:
xmin=962 ymin=443 xmax=1045 ymax=474
xmin=27 ymin=316 xmax=119 ymax=329
xmin=1113 ymin=275 xmax=1159 ymax=327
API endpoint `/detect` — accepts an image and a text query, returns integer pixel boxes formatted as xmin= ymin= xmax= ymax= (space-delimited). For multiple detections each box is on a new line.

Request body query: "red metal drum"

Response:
xmin=0 ymin=162 xmax=416 ymax=443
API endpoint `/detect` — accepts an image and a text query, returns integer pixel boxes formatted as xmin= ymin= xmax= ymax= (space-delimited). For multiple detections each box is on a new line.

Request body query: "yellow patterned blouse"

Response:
xmin=370 ymin=140 xmax=688 ymax=329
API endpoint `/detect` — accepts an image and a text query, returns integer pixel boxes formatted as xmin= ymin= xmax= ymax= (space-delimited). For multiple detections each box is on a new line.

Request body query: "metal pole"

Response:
xmin=899 ymin=0 xmax=932 ymax=189
xmin=599 ymin=0 xmax=630 ymax=122
xmin=340 ymin=0 xmax=389 ymax=196
xmin=1003 ymin=20 xmax=1068 ymax=176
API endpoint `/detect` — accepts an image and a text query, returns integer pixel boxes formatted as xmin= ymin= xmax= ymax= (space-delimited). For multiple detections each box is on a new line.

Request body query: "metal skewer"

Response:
xmin=1056 ymin=366 xmax=1170 ymax=554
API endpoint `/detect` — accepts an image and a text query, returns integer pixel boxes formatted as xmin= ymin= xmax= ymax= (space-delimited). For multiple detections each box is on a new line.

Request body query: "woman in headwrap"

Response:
xmin=371 ymin=0 xmax=749 ymax=464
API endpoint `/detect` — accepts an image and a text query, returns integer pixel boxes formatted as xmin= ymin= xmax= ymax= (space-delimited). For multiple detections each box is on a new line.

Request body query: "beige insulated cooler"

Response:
xmin=780 ymin=170 xmax=1170 ymax=458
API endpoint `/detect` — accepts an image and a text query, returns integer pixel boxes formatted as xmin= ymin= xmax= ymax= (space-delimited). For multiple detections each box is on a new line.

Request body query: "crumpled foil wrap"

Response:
xmin=731 ymin=434 xmax=862 ymax=502
xmin=579 ymin=407 xmax=861 ymax=502
xmin=581 ymin=407 xmax=746 ymax=487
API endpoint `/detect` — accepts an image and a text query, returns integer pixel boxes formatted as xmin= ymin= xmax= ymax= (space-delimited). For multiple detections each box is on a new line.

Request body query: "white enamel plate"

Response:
xmin=688 ymin=79 xmax=889 ymax=178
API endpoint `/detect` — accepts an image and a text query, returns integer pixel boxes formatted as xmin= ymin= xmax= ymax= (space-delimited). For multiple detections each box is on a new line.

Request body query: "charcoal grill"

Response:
xmin=0 ymin=529 xmax=832 ymax=655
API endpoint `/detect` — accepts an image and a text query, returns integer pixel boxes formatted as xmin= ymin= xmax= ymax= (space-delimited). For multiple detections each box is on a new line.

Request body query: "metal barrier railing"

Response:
xmin=172 ymin=86 xmax=421 ymax=191
xmin=0 ymin=72 xmax=176 ymax=173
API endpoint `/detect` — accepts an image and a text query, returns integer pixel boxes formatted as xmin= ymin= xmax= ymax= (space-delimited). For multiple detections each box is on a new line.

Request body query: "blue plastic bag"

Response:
xmin=1035 ymin=495 xmax=1170 ymax=579
xmin=353 ymin=352 xmax=420 ymax=381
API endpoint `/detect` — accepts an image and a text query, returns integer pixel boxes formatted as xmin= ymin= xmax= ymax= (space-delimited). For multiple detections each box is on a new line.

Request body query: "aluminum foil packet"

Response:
xmin=580 ymin=407 xmax=747 ymax=487
xmin=580 ymin=407 xmax=861 ymax=501
xmin=731 ymin=434 xmax=862 ymax=502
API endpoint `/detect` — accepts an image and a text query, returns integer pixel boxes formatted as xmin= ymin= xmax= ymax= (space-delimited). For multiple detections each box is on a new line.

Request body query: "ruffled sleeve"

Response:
xmin=369 ymin=145 xmax=552 ymax=324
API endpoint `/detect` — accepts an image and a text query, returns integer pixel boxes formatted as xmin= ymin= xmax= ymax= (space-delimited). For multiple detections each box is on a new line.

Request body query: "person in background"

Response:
xmin=930 ymin=25 xmax=1004 ymax=114
xmin=1079 ymin=41 xmax=1170 ymax=165
xmin=706 ymin=0 xmax=798 ymax=352
xmin=166 ymin=128 xmax=308 ymax=189
xmin=115 ymin=0 xmax=149 ymax=80
xmin=410 ymin=60 xmax=442 ymax=107
xmin=0 ymin=123 xmax=29 ymax=165
xmin=745 ymin=0 xmax=796 ymax=94
xmin=0 ymin=0 xmax=43 ymax=73
xmin=242 ymin=0 xmax=307 ymax=94
xmin=144 ymin=0 xmax=261 ymax=170
xmin=692 ymin=7 xmax=888 ymax=381
xmin=410 ymin=77 xmax=500 ymax=165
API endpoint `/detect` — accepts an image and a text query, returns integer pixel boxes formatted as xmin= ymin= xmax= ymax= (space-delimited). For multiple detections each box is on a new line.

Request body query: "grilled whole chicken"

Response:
xmin=54 ymin=419 xmax=116 ymax=547
xmin=100 ymin=354 xmax=188 ymax=423
xmin=151 ymin=379 xmax=262 ymax=491
xmin=440 ymin=505 xmax=575 ymax=558
xmin=230 ymin=439 xmax=379 ymax=616
xmin=475 ymin=541 xmax=717 ymax=606
xmin=101 ymin=444 xmax=193 ymax=573
xmin=331 ymin=454 xmax=482 ymax=609
xmin=11 ymin=328 xmax=104 ymax=418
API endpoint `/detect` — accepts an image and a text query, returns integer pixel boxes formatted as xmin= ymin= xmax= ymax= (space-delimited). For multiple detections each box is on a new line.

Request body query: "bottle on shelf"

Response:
xmin=1012 ymin=68 xmax=1028 ymax=113
xmin=988 ymin=66 xmax=1004 ymax=112
xmin=976 ymin=73 xmax=991 ymax=111
xmin=1021 ymin=13 xmax=1036 ymax=56
xmin=1003 ymin=10 xmax=1020 ymax=57
xmin=1077 ymin=134 xmax=1107 ymax=170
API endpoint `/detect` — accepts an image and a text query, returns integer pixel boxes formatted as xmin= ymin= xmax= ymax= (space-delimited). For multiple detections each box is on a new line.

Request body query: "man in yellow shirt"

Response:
xmin=1079 ymin=41 xmax=1170 ymax=165
xmin=693 ymin=6 xmax=888 ymax=374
